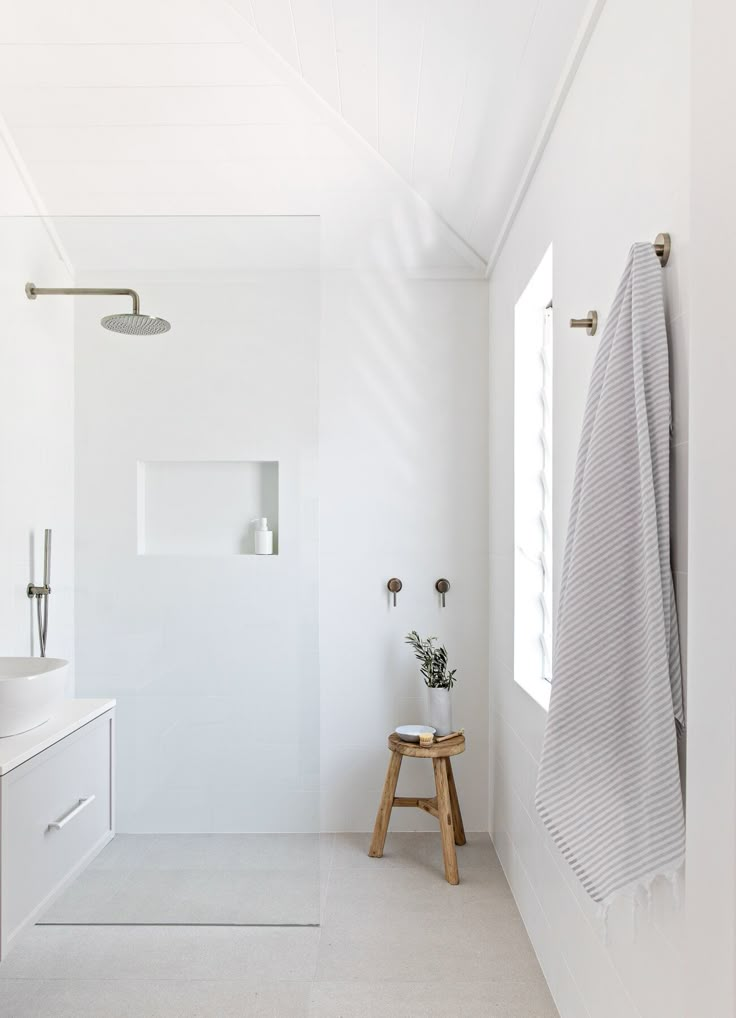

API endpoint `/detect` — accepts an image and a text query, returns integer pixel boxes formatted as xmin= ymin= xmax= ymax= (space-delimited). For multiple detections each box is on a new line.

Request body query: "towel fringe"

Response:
xmin=595 ymin=860 xmax=685 ymax=945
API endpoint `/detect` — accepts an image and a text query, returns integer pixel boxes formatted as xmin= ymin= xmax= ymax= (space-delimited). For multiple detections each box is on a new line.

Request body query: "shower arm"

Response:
xmin=25 ymin=283 xmax=140 ymax=314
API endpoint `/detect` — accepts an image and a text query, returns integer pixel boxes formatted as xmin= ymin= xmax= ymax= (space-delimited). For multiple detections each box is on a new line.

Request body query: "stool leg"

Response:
xmin=446 ymin=757 xmax=466 ymax=847
xmin=368 ymin=752 xmax=402 ymax=858
xmin=433 ymin=757 xmax=459 ymax=884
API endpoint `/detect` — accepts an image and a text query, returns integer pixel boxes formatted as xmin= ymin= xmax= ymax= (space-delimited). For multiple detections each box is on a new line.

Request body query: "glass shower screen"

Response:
xmin=34 ymin=215 xmax=321 ymax=926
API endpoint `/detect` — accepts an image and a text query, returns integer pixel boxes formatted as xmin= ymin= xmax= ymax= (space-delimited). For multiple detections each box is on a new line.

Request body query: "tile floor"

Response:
xmin=42 ymin=834 xmax=323 ymax=925
xmin=1 ymin=833 xmax=559 ymax=1017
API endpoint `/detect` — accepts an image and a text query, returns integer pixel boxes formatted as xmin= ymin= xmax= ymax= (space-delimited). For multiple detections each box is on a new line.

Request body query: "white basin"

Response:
xmin=0 ymin=658 xmax=69 ymax=738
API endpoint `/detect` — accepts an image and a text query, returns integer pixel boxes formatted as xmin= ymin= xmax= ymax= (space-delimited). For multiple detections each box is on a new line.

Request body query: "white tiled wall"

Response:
xmin=0 ymin=143 xmax=75 ymax=671
xmin=487 ymin=0 xmax=690 ymax=1015
xmin=73 ymin=224 xmax=321 ymax=835
xmin=319 ymin=273 xmax=490 ymax=833
xmin=686 ymin=2 xmax=736 ymax=1011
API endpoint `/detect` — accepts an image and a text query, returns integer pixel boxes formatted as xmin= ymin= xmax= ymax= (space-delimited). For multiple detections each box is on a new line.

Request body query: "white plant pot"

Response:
xmin=428 ymin=687 xmax=453 ymax=736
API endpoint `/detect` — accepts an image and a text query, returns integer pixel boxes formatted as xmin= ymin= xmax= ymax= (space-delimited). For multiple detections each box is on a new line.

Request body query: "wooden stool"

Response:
xmin=368 ymin=733 xmax=466 ymax=884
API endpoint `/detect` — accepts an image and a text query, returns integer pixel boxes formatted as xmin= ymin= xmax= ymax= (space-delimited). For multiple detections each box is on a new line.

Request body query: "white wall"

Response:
xmin=72 ymin=250 xmax=490 ymax=837
xmin=686 ymin=2 xmax=736 ymax=1013
xmin=487 ymin=0 xmax=690 ymax=1015
xmin=73 ymin=232 xmax=320 ymax=836
xmin=320 ymin=272 xmax=489 ymax=832
xmin=0 ymin=141 xmax=74 ymax=672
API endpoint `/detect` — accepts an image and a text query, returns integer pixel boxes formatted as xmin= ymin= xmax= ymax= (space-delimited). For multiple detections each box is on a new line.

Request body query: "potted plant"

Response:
xmin=405 ymin=631 xmax=457 ymax=736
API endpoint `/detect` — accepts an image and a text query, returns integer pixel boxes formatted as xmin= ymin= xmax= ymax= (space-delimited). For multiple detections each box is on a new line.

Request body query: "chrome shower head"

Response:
xmin=26 ymin=282 xmax=171 ymax=335
xmin=101 ymin=313 xmax=171 ymax=335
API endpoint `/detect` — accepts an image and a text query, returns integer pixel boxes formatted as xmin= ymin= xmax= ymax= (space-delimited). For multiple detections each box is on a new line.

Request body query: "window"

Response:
xmin=514 ymin=246 xmax=553 ymax=709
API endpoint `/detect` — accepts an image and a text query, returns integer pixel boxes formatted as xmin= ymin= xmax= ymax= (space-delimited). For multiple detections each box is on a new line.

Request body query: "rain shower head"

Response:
xmin=101 ymin=313 xmax=171 ymax=335
xmin=25 ymin=282 xmax=171 ymax=335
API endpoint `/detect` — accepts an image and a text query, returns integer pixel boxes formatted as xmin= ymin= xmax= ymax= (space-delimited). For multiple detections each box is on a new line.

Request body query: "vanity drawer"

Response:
xmin=1 ymin=711 xmax=113 ymax=942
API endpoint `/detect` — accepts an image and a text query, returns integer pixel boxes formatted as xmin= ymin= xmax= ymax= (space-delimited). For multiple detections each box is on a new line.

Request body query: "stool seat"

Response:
xmin=369 ymin=732 xmax=467 ymax=884
xmin=387 ymin=732 xmax=465 ymax=758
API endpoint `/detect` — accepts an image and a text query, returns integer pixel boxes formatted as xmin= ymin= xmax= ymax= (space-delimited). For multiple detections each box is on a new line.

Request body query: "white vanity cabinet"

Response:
xmin=0 ymin=699 xmax=115 ymax=959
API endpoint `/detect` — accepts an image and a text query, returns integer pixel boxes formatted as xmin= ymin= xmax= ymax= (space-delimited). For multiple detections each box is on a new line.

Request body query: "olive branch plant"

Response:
xmin=405 ymin=631 xmax=457 ymax=690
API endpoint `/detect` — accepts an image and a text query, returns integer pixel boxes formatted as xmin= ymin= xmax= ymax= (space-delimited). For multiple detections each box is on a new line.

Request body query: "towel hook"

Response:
xmin=654 ymin=232 xmax=671 ymax=267
xmin=570 ymin=310 xmax=598 ymax=336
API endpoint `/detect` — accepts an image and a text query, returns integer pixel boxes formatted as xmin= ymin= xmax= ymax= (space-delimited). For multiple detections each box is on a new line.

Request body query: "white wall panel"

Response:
xmin=319 ymin=273 xmax=489 ymax=831
xmin=686 ymin=1 xmax=736 ymax=1012
xmin=488 ymin=0 xmax=690 ymax=1014
xmin=0 ymin=164 xmax=75 ymax=678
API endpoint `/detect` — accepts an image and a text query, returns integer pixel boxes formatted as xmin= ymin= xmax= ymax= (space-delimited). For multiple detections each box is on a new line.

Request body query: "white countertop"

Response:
xmin=0 ymin=698 xmax=116 ymax=775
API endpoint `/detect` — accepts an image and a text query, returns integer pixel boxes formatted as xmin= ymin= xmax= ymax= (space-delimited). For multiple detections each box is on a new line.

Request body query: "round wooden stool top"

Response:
xmin=387 ymin=732 xmax=465 ymax=759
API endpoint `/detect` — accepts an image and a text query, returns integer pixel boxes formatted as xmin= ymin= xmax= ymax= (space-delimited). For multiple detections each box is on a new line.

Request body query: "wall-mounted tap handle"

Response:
xmin=387 ymin=578 xmax=403 ymax=607
xmin=435 ymin=578 xmax=450 ymax=607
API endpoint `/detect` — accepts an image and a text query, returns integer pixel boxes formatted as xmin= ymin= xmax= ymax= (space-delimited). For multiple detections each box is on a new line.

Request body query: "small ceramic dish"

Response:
xmin=395 ymin=725 xmax=436 ymax=744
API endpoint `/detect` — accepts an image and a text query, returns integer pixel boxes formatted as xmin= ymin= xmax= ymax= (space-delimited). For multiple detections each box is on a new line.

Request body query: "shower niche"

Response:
xmin=137 ymin=459 xmax=279 ymax=556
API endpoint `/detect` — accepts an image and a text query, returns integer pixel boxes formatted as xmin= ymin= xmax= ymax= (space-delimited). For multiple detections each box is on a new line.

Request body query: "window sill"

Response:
xmin=514 ymin=673 xmax=551 ymax=711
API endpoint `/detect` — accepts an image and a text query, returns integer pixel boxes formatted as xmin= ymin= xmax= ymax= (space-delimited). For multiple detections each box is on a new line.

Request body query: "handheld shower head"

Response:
xmin=26 ymin=283 xmax=171 ymax=335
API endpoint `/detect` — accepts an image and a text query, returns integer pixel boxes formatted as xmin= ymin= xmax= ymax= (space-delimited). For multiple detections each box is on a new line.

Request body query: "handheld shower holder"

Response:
xmin=28 ymin=527 xmax=52 ymax=657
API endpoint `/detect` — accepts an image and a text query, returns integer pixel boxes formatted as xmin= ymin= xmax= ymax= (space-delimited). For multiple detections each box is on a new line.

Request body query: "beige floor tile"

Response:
xmin=309 ymin=980 xmax=558 ymax=1017
xmin=45 ymin=835 xmax=324 ymax=925
xmin=322 ymin=862 xmax=521 ymax=927
xmin=0 ymin=979 xmax=311 ymax=1018
xmin=0 ymin=926 xmax=320 ymax=982
xmin=315 ymin=909 xmax=544 ymax=983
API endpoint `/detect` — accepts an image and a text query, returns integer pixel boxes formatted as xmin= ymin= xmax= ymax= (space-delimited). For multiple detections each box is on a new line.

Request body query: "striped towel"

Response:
xmin=535 ymin=242 xmax=685 ymax=907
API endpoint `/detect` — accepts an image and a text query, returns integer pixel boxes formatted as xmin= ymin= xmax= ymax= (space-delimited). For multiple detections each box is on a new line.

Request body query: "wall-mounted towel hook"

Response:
xmin=654 ymin=232 xmax=671 ymax=267
xmin=435 ymin=578 xmax=450 ymax=607
xmin=387 ymin=578 xmax=403 ymax=607
xmin=570 ymin=310 xmax=598 ymax=336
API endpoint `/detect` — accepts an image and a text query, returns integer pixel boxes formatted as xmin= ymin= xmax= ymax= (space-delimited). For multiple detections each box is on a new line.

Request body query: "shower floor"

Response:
xmin=40 ymin=834 xmax=323 ymax=926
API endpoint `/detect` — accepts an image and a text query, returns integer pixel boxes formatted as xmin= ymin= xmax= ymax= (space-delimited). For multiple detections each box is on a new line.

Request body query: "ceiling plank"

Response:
xmin=332 ymin=0 xmax=379 ymax=148
xmin=9 ymin=123 xmax=355 ymax=164
xmin=376 ymin=0 xmax=424 ymax=184
xmin=0 ymin=85 xmax=321 ymax=127
xmin=440 ymin=0 xmax=538 ymax=235
xmin=251 ymin=0 xmax=302 ymax=71
xmin=411 ymin=0 xmax=478 ymax=203
xmin=0 ymin=0 xmax=239 ymax=44
xmin=291 ymin=0 xmax=341 ymax=111
xmin=477 ymin=0 xmax=606 ymax=268
xmin=0 ymin=43 xmax=280 ymax=88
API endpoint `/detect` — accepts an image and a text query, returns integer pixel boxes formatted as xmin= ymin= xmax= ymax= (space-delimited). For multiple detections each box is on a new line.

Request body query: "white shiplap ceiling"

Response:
xmin=0 ymin=0 xmax=593 ymax=273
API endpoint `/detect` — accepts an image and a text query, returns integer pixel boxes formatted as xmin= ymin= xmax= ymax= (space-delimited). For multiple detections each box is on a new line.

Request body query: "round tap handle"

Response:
xmin=387 ymin=578 xmax=403 ymax=607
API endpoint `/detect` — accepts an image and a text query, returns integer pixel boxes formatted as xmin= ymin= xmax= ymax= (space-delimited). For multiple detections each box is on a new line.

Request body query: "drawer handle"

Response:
xmin=48 ymin=795 xmax=96 ymax=831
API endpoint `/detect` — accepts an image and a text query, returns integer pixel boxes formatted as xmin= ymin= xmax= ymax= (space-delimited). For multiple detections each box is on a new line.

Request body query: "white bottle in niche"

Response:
xmin=254 ymin=517 xmax=273 ymax=555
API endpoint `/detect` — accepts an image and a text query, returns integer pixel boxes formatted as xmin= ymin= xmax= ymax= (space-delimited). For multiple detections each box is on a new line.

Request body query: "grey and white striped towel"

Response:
xmin=535 ymin=242 xmax=685 ymax=907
